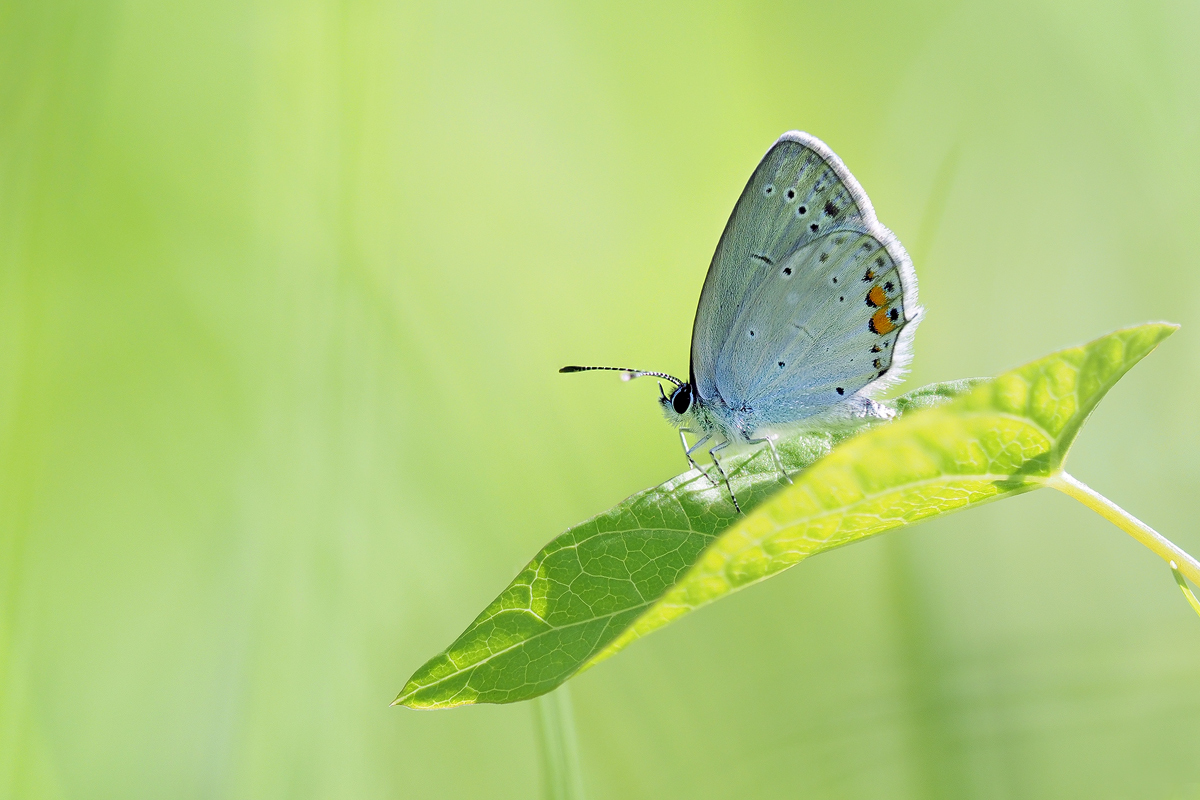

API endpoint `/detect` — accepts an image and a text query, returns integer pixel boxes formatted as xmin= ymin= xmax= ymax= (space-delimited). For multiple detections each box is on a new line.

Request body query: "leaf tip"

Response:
xmin=1141 ymin=320 xmax=1180 ymax=338
xmin=1130 ymin=321 xmax=1180 ymax=354
xmin=391 ymin=682 xmax=420 ymax=708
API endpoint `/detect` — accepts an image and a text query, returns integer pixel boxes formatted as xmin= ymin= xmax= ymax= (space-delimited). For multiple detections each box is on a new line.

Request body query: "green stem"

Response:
xmin=531 ymin=685 xmax=586 ymax=800
xmin=1171 ymin=562 xmax=1200 ymax=616
xmin=1048 ymin=471 xmax=1200 ymax=589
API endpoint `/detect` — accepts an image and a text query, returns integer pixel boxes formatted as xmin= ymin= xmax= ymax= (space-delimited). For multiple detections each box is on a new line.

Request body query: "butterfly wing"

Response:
xmin=690 ymin=131 xmax=922 ymax=437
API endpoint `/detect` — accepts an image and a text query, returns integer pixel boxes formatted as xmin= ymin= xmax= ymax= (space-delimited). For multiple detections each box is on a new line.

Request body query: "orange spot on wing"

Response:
xmin=866 ymin=285 xmax=887 ymax=307
xmin=869 ymin=308 xmax=895 ymax=335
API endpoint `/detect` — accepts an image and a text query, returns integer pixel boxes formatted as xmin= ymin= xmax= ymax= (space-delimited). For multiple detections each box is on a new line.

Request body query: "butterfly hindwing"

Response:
xmin=690 ymin=132 xmax=921 ymax=437
xmin=730 ymin=232 xmax=911 ymax=414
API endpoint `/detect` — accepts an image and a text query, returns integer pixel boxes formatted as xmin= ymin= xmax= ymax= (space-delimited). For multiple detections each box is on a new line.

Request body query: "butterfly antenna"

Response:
xmin=559 ymin=365 xmax=684 ymax=388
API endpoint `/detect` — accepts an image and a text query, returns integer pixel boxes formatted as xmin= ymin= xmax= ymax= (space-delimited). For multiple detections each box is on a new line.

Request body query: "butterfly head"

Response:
xmin=658 ymin=381 xmax=694 ymax=427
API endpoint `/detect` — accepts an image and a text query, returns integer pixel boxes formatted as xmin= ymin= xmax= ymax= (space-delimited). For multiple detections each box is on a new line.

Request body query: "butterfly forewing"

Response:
xmin=690 ymin=132 xmax=920 ymax=436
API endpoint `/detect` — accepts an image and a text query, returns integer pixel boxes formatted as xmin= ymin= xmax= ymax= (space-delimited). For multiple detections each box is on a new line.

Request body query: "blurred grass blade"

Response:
xmin=396 ymin=323 xmax=1176 ymax=708
xmin=532 ymin=686 xmax=586 ymax=800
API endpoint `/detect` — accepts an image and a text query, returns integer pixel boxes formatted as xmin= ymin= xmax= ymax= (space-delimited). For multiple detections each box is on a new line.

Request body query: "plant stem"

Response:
xmin=1048 ymin=471 xmax=1200 ymax=587
xmin=531 ymin=685 xmax=586 ymax=800
xmin=1171 ymin=562 xmax=1200 ymax=616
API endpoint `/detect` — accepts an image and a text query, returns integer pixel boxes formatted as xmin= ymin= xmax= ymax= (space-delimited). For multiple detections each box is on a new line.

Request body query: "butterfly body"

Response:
xmin=563 ymin=131 xmax=922 ymax=510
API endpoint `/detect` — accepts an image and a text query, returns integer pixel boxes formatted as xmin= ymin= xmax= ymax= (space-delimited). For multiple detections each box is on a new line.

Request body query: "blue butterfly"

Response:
xmin=563 ymin=132 xmax=922 ymax=511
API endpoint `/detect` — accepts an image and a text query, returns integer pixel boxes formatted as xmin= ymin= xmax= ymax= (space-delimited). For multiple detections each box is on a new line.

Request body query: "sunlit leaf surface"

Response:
xmin=396 ymin=324 xmax=1175 ymax=708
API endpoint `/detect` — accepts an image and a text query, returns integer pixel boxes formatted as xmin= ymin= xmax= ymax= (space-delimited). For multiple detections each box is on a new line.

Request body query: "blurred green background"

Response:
xmin=3 ymin=0 xmax=1200 ymax=797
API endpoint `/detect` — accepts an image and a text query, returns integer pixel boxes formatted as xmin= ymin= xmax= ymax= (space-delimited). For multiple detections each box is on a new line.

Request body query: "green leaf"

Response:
xmin=396 ymin=324 xmax=1176 ymax=709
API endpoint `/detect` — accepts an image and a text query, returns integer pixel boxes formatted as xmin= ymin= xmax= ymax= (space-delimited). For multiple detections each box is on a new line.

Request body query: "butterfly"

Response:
xmin=562 ymin=132 xmax=922 ymax=511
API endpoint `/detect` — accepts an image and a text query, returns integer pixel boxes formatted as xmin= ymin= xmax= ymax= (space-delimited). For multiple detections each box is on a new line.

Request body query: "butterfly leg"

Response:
xmin=747 ymin=436 xmax=792 ymax=485
xmin=679 ymin=429 xmax=717 ymax=486
xmin=708 ymin=440 xmax=741 ymax=513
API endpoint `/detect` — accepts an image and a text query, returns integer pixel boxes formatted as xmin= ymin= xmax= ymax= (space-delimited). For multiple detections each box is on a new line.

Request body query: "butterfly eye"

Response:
xmin=671 ymin=386 xmax=692 ymax=415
